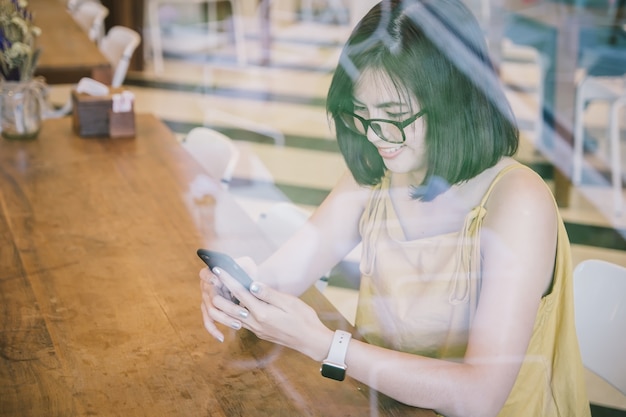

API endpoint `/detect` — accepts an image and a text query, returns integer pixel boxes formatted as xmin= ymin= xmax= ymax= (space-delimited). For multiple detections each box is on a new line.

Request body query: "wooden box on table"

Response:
xmin=71 ymin=88 xmax=135 ymax=138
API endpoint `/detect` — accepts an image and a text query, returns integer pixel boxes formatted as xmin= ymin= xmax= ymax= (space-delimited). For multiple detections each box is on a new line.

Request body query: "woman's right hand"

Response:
xmin=199 ymin=256 xmax=257 ymax=342
xmin=200 ymin=266 xmax=228 ymax=342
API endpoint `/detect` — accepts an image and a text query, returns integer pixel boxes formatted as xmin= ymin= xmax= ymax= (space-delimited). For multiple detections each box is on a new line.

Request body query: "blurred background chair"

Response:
xmin=181 ymin=128 xmax=323 ymax=289
xmin=66 ymin=0 xmax=102 ymax=12
xmin=256 ymin=201 xmax=310 ymax=249
xmin=301 ymin=0 xmax=348 ymax=24
xmin=573 ymin=259 xmax=626 ymax=403
xmin=146 ymin=0 xmax=247 ymax=73
xmin=71 ymin=0 xmax=109 ymax=44
xmin=256 ymin=201 xmax=330 ymax=291
xmin=572 ymin=21 xmax=626 ymax=216
xmin=182 ymin=127 xmax=240 ymax=189
xmin=99 ymin=26 xmax=143 ymax=88
xmin=573 ymin=73 xmax=625 ymax=216
xmin=46 ymin=25 xmax=142 ymax=119
xmin=182 ymin=126 xmax=286 ymax=211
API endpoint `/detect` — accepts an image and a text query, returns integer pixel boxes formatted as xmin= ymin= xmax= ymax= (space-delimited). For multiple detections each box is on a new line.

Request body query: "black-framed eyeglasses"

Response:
xmin=338 ymin=109 xmax=427 ymax=144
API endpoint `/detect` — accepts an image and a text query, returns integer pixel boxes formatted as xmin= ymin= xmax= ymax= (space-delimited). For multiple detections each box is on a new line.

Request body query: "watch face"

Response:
xmin=321 ymin=363 xmax=346 ymax=381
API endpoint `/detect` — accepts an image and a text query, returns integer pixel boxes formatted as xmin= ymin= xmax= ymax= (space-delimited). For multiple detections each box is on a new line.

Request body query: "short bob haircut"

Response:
xmin=326 ymin=0 xmax=519 ymax=198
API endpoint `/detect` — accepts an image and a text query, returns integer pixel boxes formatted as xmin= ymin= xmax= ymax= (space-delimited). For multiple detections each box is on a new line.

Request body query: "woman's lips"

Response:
xmin=377 ymin=145 xmax=404 ymax=159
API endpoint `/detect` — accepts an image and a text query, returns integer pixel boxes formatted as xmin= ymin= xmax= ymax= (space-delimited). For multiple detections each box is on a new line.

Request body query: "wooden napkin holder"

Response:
xmin=72 ymin=88 xmax=135 ymax=138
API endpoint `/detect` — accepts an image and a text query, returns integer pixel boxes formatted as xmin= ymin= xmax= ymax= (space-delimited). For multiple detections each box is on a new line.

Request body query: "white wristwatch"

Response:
xmin=320 ymin=330 xmax=352 ymax=381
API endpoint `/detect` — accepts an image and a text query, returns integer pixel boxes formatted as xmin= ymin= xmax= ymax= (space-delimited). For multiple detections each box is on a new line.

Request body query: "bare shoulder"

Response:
xmin=484 ymin=164 xmax=558 ymax=226
xmin=310 ymin=170 xmax=370 ymax=226
xmin=325 ymin=170 xmax=371 ymax=208
xmin=481 ymin=163 xmax=558 ymax=296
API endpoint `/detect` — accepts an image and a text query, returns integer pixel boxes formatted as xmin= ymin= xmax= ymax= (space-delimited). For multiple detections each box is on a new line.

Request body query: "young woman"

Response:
xmin=200 ymin=1 xmax=590 ymax=415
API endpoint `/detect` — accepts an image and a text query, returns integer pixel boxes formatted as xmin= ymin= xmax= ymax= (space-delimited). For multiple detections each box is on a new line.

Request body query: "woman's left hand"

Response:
xmin=207 ymin=267 xmax=334 ymax=362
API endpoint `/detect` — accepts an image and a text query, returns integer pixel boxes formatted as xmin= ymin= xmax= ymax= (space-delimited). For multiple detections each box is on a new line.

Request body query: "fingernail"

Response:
xmin=217 ymin=334 xmax=224 ymax=343
xmin=230 ymin=321 xmax=241 ymax=330
xmin=250 ymin=282 xmax=260 ymax=294
xmin=212 ymin=267 xmax=222 ymax=276
xmin=238 ymin=309 xmax=249 ymax=319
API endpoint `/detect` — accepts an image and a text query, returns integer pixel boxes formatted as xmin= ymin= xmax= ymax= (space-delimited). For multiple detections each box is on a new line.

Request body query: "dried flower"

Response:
xmin=0 ymin=0 xmax=41 ymax=81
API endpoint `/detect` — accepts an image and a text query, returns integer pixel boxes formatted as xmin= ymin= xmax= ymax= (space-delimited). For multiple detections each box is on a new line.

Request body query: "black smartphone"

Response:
xmin=197 ymin=249 xmax=253 ymax=291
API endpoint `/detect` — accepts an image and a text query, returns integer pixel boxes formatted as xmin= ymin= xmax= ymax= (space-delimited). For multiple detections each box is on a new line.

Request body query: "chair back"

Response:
xmin=67 ymin=0 xmax=101 ymax=12
xmin=72 ymin=1 xmax=109 ymax=43
xmin=257 ymin=202 xmax=310 ymax=248
xmin=182 ymin=127 xmax=240 ymax=188
xmin=99 ymin=26 xmax=142 ymax=87
xmin=256 ymin=201 xmax=330 ymax=289
xmin=573 ymin=259 xmax=626 ymax=395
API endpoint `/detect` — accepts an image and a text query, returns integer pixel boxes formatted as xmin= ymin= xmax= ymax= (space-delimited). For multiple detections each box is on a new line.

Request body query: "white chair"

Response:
xmin=146 ymin=0 xmax=247 ymax=73
xmin=46 ymin=26 xmax=141 ymax=119
xmin=182 ymin=128 xmax=328 ymax=291
xmin=67 ymin=0 xmax=102 ymax=13
xmin=71 ymin=1 xmax=109 ymax=44
xmin=256 ymin=201 xmax=331 ymax=291
xmin=573 ymin=75 xmax=625 ymax=215
xmin=182 ymin=127 xmax=240 ymax=188
xmin=573 ymin=259 xmax=626 ymax=397
xmin=301 ymin=0 xmax=348 ymax=24
xmin=256 ymin=201 xmax=310 ymax=249
xmin=99 ymin=26 xmax=143 ymax=88
xmin=183 ymin=124 xmax=287 ymax=215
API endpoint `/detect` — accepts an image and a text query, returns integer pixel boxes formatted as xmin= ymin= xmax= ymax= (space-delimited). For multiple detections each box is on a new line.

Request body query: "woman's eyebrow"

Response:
xmin=352 ymin=99 xmax=407 ymax=108
xmin=378 ymin=101 xmax=409 ymax=109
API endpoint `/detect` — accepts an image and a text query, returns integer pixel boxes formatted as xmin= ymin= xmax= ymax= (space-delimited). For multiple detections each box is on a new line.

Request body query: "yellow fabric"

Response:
xmin=355 ymin=164 xmax=590 ymax=416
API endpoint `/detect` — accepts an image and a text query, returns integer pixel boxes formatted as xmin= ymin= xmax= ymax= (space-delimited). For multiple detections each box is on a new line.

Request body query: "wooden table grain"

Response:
xmin=30 ymin=0 xmax=112 ymax=84
xmin=0 ymin=114 xmax=435 ymax=417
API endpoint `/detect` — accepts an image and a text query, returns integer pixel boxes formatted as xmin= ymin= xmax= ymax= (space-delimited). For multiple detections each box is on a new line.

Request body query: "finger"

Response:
xmin=199 ymin=266 xmax=213 ymax=282
xmin=199 ymin=267 xmax=223 ymax=288
xmin=201 ymin=301 xmax=225 ymax=342
xmin=207 ymin=302 xmax=243 ymax=331
xmin=200 ymin=277 xmax=213 ymax=293
xmin=213 ymin=293 xmax=250 ymax=320
xmin=200 ymin=278 xmax=239 ymax=340
xmin=201 ymin=278 xmax=226 ymax=302
xmin=249 ymin=281 xmax=290 ymax=309
xmin=201 ymin=270 xmax=234 ymax=302
xmin=213 ymin=267 xmax=254 ymax=306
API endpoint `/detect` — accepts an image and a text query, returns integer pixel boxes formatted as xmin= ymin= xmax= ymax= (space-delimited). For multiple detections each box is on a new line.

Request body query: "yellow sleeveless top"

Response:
xmin=355 ymin=164 xmax=590 ymax=416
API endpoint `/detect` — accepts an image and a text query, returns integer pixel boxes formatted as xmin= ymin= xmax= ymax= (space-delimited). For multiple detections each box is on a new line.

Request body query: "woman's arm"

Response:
xmin=200 ymin=170 xmax=367 ymax=342
xmin=256 ymin=170 xmax=369 ymax=295
xmin=211 ymin=167 xmax=558 ymax=417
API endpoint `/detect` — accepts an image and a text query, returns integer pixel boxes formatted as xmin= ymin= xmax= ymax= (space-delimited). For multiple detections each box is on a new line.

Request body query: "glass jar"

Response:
xmin=0 ymin=77 xmax=47 ymax=140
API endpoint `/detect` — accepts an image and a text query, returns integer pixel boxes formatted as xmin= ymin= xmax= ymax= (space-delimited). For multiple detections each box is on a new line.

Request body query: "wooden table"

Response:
xmin=30 ymin=0 xmax=112 ymax=84
xmin=0 ymin=114 xmax=435 ymax=417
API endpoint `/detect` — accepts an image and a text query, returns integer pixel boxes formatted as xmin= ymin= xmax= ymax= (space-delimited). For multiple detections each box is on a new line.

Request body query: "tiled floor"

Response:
xmin=48 ymin=11 xmax=625 ymax=413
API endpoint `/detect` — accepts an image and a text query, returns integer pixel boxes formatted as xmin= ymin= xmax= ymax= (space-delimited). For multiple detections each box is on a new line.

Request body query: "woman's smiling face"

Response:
xmin=352 ymin=69 xmax=427 ymax=179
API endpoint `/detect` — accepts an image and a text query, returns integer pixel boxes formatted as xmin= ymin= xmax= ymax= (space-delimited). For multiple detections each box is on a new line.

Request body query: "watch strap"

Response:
xmin=324 ymin=330 xmax=351 ymax=366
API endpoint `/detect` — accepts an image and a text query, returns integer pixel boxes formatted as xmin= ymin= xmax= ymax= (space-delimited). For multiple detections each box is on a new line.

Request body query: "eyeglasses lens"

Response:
xmin=370 ymin=122 xmax=403 ymax=144
xmin=340 ymin=113 xmax=365 ymax=134
xmin=341 ymin=114 xmax=404 ymax=143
